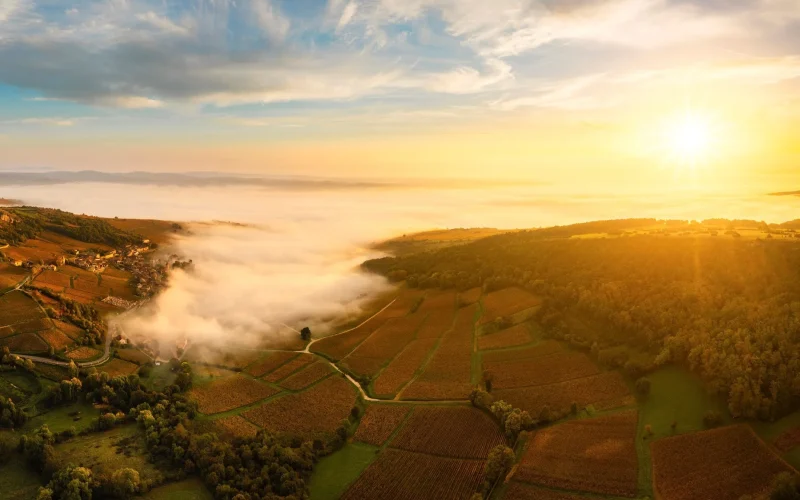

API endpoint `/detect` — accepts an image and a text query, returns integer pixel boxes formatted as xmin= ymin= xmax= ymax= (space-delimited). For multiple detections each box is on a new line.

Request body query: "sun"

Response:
xmin=665 ymin=111 xmax=714 ymax=166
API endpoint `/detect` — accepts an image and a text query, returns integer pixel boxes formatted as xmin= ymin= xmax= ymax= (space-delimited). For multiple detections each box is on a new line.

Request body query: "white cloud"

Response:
xmin=336 ymin=0 xmax=358 ymax=32
xmin=251 ymin=0 xmax=290 ymax=42
xmin=426 ymin=58 xmax=513 ymax=94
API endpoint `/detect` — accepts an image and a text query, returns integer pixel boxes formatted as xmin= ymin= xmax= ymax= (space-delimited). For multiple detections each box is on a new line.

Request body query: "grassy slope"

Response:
xmin=309 ymin=442 xmax=380 ymax=500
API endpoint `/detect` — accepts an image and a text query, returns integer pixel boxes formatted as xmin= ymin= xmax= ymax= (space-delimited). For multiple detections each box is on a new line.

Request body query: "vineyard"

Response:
xmin=651 ymin=425 xmax=795 ymax=500
xmin=37 ymin=328 xmax=74 ymax=350
xmin=95 ymin=358 xmax=139 ymax=378
xmin=342 ymin=313 xmax=427 ymax=377
xmin=475 ymin=340 xmax=564 ymax=364
xmin=0 ymin=332 xmax=48 ymax=352
xmin=214 ymin=415 xmax=260 ymax=439
xmin=503 ymin=483 xmax=585 ymax=500
xmin=245 ymin=351 xmax=298 ymax=377
xmin=514 ymin=411 xmax=639 ymax=497
xmin=483 ymin=350 xmax=600 ymax=390
xmin=400 ymin=304 xmax=476 ymax=400
xmin=478 ymin=287 xmax=541 ymax=325
xmin=341 ymin=449 xmax=486 ymax=500
xmin=0 ymin=263 xmax=27 ymax=289
xmin=775 ymin=426 xmax=800 ymax=452
xmin=66 ymin=346 xmax=101 ymax=360
xmin=478 ymin=324 xmax=532 ymax=350
xmin=242 ymin=375 xmax=357 ymax=436
xmin=190 ymin=375 xmax=278 ymax=414
xmin=263 ymin=353 xmax=315 ymax=382
xmin=279 ymin=361 xmax=333 ymax=391
xmin=494 ymin=371 xmax=631 ymax=415
xmin=458 ymin=287 xmax=482 ymax=306
xmin=389 ymin=406 xmax=505 ymax=459
xmin=311 ymin=288 xmax=423 ymax=361
xmin=353 ymin=405 xmax=411 ymax=446
xmin=373 ymin=338 xmax=438 ymax=396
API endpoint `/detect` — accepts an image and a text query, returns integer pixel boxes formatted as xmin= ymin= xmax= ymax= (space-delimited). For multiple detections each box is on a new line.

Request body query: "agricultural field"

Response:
xmin=651 ymin=425 xmax=794 ymax=500
xmin=514 ymin=411 xmax=639 ymax=497
xmin=481 ymin=340 xmax=564 ymax=363
xmin=66 ymin=346 xmax=101 ymax=360
xmin=415 ymin=293 xmax=456 ymax=339
xmin=478 ymin=323 xmax=533 ymax=350
xmin=0 ymin=263 xmax=28 ymax=289
xmin=190 ymin=374 xmax=278 ymax=414
xmin=279 ymin=361 xmax=333 ymax=390
xmin=312 ymin=288 xmax=423 ymax=361
xmin=342 ymin=313 xmax=427 ymax=378
xmin=400 ymin=304 xmax=476 ymax=400
xmin=0 ymin=291 xmax=46 ymax=328
xmin=483 ymin=350 xmax=600 ymax=390
xmin=245 ymin=351 xmax=298 ymax=377
xmin=390 ymin=406 xmax=505 ymax=459
xmin=263 ymin=353 xmax=316 ymax=382
xmin=33 ymin=269 xmax=72 ymax=291
xmin=478 ymin=287 xmax=542 ymax=325
xmin=458 ymin=287 xmax=482 ymax=307
xmin=776 ymin=427 xmax=800 ymax=452
xmin=242 ymin=375 xmax=357 ymax=437
xmin=354 ymin=405 xmax=411 ymax=446
xmin=115 ymin=347 xmax=152 ymax=364
xmin=38 ymin=328 xmax=74 ymax=350
xmin=502 ymin=482 xmax=586 ymax=500
xmin=214 ymin=414 xmax=261 ymax=439
xmin=341 ymin=449 xmax=486 ymax=500
xmin=373 ymin=338 xmax=438 ymax=396
xmin=97 ymin=358 xmax=139 ymax=377
xmin=493 ymin=371 xmax=632 ymax=416
xmin=1 ymin=332 xmax=49 ymax=352
xmin=182 ymin=345 xmax=262 ymax=370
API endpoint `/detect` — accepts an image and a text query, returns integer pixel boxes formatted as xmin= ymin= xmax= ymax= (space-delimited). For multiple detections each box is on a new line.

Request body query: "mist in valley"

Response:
xmin=5 ymin=177 xmax=800 ymax=354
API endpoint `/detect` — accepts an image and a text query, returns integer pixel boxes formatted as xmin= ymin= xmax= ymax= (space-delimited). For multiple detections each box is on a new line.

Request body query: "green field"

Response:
xmin=309 ymin=442 xmax=379 ymax=500
xmin=26 ymin=400 xmax=101 ymax=434
xmin=0 ymin=451 xmax=43 ymax=500
xmin=53 ymin=425 xmax=163 ymax=484
xmin=636 ymin=365 xmax=732 ymax=495
xmin=143 ymin=478 xmax=213 ymax=500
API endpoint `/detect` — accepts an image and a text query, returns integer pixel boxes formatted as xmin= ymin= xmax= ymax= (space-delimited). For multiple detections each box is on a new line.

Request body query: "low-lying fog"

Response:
xmin=6 ymin=177 xmax=800 ymax=353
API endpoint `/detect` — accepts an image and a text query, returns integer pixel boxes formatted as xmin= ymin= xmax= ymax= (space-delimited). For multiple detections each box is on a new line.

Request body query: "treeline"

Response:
xmin=3 ymin=207 xmax=142 ymax=247
xmin=365 ymin=224 xmax=800 ymax=420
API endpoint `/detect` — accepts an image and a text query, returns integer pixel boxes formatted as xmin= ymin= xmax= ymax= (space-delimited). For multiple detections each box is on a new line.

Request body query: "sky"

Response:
xmin=0 ymin=0 xmax=798 ymax=191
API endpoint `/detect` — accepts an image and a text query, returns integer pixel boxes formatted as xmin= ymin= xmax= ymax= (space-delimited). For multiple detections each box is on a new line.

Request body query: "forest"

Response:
xmin=364 ymin=220 xmax=800 ymax=420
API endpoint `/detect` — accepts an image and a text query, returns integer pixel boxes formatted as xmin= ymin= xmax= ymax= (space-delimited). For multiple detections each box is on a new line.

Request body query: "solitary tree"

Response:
xmin=300 ymin=327 xmax=311 ymax=342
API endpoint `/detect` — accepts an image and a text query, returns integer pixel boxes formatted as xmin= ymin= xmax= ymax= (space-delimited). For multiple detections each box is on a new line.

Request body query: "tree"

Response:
xmin=68 ymin=360 xmax=79 ymax=379
xmin=46 ymin=465 xmax=94 ymax=500
xmin=636 ymin=377 xmax=651 ymax=396
xmin=300 ymin=327 xmax=311 ymax=341
xmin=482 ymin=370 xmax=494 ymax=393
xmin=111 ymin=468 xmax=141 ymax=498
xmin=484 ymin=445 xmax=515 ymax=488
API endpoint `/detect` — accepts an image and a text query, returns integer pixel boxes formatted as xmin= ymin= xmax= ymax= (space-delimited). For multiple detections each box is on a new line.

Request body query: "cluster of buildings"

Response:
xmin=108 ymin=245 xmax=168 ymax=298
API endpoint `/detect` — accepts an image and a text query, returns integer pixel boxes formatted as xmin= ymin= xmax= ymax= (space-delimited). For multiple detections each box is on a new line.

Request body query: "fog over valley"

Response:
xmin=5 ymin=175 xmax=800 ymax=353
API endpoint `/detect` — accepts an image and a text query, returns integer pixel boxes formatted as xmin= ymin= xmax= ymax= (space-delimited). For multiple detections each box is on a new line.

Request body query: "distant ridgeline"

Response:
xmin=0 ymin=207 xmax=143 ymax=247
xmin=363 ymin=218 xmax=800 ymax=421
